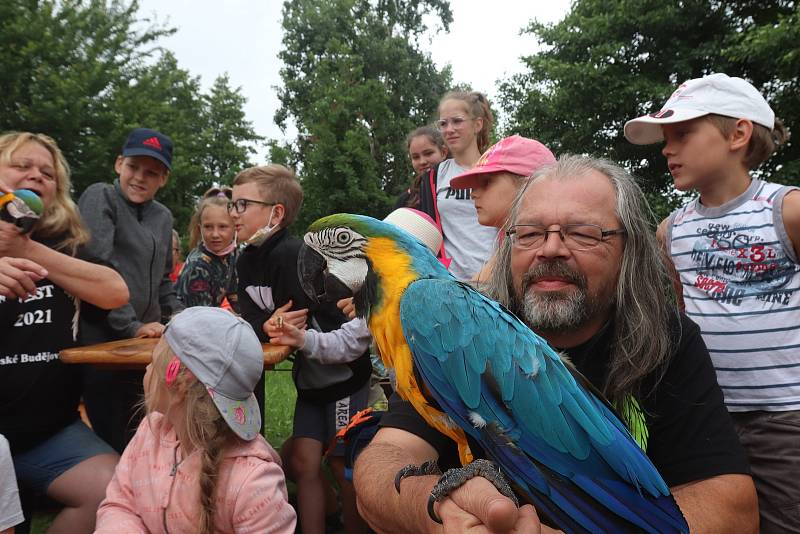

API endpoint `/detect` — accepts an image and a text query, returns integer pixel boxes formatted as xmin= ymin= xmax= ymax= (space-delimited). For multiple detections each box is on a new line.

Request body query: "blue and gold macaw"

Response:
xmin=298 ymin=214 xmax=688 ymax=534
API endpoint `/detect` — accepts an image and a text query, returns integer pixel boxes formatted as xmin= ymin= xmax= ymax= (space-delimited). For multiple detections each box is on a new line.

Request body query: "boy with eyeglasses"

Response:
xmin=78 ymin=127 xmax=185 ymax=453
xmin=231 ymin=164 xmax=373 ymax=533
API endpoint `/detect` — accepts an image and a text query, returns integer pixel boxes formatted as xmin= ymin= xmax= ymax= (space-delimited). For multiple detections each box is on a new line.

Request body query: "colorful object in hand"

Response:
xmin=298 ymin=213 xmax=689 ymax=534
xmin=0 ymin=189 xmax=43 ymax=234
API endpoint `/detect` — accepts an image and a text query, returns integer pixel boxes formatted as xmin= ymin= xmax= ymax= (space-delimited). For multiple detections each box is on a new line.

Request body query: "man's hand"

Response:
xmin=437 ymin=476 xmax=560 ymax=534
xmin=0 ymin=257 xmax=47 ymax=299
xmin=337 ymin=297 xmax=356 ymax=319
xmin=136 ymin=322 xmax=165 ymax=338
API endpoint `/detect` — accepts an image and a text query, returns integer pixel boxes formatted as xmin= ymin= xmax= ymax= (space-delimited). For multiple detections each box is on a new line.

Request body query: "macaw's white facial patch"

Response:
xmin=328 ymin=256 xmax=369 ymax=294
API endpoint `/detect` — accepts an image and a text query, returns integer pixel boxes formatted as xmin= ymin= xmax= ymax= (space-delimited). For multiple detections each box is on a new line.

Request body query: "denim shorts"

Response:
xmin=13 ymin=419 xmax=116 ymax=495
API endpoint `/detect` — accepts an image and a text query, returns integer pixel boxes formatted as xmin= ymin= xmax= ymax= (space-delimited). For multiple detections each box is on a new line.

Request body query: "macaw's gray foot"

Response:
xmin=427 ymin=459 xmax=519 ymax=524
xmin=394 ymin=460 xmax=442 ymax=493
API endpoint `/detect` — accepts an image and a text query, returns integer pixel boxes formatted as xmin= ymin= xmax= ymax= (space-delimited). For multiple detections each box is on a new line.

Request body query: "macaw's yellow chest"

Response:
xmin=365 ymin=237 xmax=473 ymax=464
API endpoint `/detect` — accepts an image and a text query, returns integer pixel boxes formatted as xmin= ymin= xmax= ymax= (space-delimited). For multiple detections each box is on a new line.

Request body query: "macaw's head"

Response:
xmin=299 ymin=213 xmax=447 ymax=318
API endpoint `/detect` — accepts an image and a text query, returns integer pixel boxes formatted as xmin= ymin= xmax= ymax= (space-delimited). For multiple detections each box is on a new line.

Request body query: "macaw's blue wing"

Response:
xmin=399 ymin=279 xmax=688 ymax=534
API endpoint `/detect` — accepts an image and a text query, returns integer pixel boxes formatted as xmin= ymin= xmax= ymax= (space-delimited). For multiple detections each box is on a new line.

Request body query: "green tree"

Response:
xmin=275 ymin=0 xmax=453 ymax=230
xmin=499 ymin=0 xmax=799 ymax=218
xmin=0 ymin=1 xmax=263 ymax=233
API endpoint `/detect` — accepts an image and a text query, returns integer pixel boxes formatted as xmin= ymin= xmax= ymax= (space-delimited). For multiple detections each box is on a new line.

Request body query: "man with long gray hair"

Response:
xmin=354 ymin=155 xmax=757 ymax=533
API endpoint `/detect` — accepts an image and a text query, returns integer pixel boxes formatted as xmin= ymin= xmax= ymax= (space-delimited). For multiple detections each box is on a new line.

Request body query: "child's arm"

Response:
xmin=174 ymin=258 xmax=216 ymax=308
xmin=232 ymin=459 xmax=297 ymax=533
xmin=657 ymin=217 xmax=685 ymax=311
xmin=782 ymin=190 xmax=800 ymax=260
xmin=267 ymin=316 xmax=371 ymax=364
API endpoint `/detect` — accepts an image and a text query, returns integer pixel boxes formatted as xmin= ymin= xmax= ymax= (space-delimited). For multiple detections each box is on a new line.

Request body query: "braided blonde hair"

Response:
xmin=148 ymin=339 xmax=238 ymax=534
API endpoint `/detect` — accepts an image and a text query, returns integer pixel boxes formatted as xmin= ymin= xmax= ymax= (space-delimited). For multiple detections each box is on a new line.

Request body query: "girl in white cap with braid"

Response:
xmin=96 ymin=307 xmax=296 ymax=534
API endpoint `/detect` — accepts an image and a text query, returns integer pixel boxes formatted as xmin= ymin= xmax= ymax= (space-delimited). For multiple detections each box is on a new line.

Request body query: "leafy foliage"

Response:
xmin=499 ymin=0 xmax=799 ymax=219
xmin=274 ymin=0 xmax=453 ymax=230
xmin=0 ymin=0 xmax=262 ymax=232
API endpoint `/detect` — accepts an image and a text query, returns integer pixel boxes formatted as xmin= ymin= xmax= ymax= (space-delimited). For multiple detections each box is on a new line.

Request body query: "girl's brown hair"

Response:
xmin=705 ymin=115 xmax=791 ymax=169
xmin=148 ymin=339 xmax=238 ymax=534
xmin=187 ymin=186 xmax=233 ymax=249
xmin=405 ymin=126 xmax=448 ymax=208
xmin=439 ymin=91 xmax=495 ymax=153
xmin=0 ymin=132 xmax=89 ymax=254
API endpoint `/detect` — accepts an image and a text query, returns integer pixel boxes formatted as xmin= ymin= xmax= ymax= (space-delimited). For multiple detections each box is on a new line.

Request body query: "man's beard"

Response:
xmin=514 ymin=261 xmax=605 ymax=332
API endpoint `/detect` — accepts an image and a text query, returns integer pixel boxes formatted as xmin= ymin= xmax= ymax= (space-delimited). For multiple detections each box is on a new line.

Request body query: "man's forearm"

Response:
xmin=354 ymin=441 xmax=439 ymax=534
xmin=672 ymin=474 xmax=758 ymax=533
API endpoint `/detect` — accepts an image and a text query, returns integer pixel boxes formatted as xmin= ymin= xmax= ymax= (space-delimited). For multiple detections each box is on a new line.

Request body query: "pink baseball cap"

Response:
xmin=450 ymin=135 xmax=556 ymax=189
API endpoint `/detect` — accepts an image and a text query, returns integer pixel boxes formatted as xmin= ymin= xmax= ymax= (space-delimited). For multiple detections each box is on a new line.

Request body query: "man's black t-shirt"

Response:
xmin=379 ymin=312 xmax=749 ymax=487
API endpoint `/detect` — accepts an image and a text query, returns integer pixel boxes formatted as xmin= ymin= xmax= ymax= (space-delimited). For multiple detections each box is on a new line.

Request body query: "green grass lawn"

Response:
xmin=30 ymin=363 xmax=299 ymax=533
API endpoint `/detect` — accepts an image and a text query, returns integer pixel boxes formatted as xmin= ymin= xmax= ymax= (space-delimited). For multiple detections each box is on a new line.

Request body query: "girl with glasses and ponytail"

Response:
xmin=175 ymin=187 xmax=240 ymax=311
xmin=410 ymin=91 xmax=498 ymax=280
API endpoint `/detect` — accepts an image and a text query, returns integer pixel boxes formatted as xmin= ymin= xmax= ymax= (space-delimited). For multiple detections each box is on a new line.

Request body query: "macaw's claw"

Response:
xmin=427 ymin=459 xmax=519 ymax=524
xmin=394 ymin=460 xmax=442 ymax=493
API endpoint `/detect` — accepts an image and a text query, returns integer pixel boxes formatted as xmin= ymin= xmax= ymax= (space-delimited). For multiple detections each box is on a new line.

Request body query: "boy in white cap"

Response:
xmin=625 ymin=72 xmax=797 ymax=533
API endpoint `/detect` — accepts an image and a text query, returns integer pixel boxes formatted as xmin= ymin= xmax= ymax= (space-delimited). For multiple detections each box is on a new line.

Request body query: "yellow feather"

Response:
xmin=365 ymin=237 xmax=473 ymax=464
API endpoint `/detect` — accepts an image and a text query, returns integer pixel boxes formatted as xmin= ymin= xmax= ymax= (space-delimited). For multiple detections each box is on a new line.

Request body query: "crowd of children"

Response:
xmin=0 ymin=75 xmax=797 ymax=533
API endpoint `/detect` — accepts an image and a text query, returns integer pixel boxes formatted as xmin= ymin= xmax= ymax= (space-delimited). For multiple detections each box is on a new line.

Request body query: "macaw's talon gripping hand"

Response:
xmin=427 ymin=459 xmax=519 ymax=524
xmin=394 ymin=460 xmax=442 ymax=493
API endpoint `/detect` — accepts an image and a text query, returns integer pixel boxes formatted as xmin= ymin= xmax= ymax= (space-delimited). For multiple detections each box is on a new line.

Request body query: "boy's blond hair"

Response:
xmin=232 ymin=165 xmax=303 ymax=227
xmin=704 ymin=114 xmax=790 ymax=170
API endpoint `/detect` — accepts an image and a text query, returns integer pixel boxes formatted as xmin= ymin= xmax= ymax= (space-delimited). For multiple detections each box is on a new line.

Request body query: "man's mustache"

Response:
xmin=522 ymin=261 xmax=587 ymax=290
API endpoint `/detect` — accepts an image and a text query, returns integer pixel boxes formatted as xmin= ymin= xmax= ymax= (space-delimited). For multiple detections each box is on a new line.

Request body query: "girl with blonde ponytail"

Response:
xmin=96 ymin=307 xmax=296 ymax=533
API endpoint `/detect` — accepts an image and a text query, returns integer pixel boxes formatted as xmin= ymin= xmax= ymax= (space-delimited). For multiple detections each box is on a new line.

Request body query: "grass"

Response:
xmin=30 ymin=364 xmax=299 ymax=533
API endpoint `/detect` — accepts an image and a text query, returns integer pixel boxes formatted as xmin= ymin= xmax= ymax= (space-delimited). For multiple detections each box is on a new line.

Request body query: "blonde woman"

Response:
xmin=0 ymin=132 xmax=128 ymax=533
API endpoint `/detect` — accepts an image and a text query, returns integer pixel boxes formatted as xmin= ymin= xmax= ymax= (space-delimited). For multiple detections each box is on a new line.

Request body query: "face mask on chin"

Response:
xmin=245 ymin=205 xmax=280 ymax=247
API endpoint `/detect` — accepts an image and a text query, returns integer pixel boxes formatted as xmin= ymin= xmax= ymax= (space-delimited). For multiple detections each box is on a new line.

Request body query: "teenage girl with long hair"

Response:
xmin=413 ymin=91 xmax=497 ymax=280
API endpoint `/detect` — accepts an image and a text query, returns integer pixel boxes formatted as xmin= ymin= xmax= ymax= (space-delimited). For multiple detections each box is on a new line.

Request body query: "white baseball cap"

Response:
xmin=383 ymin=208 xmax=442 ymax=254
xmin=624 ymin=73 xmax=775 ymax=145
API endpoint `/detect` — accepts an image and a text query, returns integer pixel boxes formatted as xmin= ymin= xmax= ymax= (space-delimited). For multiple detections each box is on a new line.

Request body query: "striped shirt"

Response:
xmin=667 ymin=179 xmax=800 ymax=411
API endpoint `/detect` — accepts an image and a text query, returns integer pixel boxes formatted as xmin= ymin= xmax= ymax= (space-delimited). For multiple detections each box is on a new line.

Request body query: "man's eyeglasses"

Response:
xmin=227 ymin=199 xmax=275 ymax=214
xmin=506 ymin=224 xmax=627 ymax=251
xmin=435 ymin=116 xmax=470 ymax=130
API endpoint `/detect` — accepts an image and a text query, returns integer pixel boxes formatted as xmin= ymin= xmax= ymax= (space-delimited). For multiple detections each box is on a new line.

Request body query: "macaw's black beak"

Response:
xmin=298 ymin=244 xmax=353 ymax=303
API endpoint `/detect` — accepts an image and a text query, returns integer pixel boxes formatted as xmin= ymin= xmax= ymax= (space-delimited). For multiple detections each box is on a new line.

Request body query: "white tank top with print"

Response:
xmin=667 ymin=179 xmax=800 ymax=411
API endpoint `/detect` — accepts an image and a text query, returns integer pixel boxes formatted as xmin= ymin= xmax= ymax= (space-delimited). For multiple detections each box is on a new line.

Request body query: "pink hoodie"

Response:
xmin=96 ymin=413 xmax=296 ymax=533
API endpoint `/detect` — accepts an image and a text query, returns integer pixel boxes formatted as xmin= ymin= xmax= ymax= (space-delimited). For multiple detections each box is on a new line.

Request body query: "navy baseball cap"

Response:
xmin=122 ymin=128 xmax=173 ymax=170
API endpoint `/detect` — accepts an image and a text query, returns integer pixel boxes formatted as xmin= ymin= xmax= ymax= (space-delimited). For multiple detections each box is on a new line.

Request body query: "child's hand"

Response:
xmin=136 ymin=322 xmax=165 ymax=338
xmin=262 ymin=300 xmax=308 ymax=336
xmin=267 ymin=320 xmax=307 ymax=349
xmin=337 ymin=297 xmax=356 ymax=320
xmin=0 ymin=257 xmax=47 ymax=299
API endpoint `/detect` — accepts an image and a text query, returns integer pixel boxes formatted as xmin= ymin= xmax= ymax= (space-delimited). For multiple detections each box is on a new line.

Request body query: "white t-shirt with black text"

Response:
xmin=436 ymin=159 xmax=498 ymax=280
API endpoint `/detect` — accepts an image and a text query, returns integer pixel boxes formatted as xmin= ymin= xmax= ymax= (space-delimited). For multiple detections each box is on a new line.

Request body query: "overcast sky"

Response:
xmin=136 ymin=0 xmax=571 ymax=162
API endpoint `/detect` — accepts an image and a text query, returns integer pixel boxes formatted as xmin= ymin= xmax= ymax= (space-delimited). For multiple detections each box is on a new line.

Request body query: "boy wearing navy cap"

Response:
xmin=78 ymin=128 xmax=185 ymax=453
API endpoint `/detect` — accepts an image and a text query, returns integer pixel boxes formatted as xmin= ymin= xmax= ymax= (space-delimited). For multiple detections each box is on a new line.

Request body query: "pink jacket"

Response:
xmin=95 ymin=413 xmax=296 ymax=533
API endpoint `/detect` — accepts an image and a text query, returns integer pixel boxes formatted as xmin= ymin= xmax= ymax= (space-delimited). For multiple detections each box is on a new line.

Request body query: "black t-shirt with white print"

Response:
xmin=0 ymin=240 xmax=83 ymax=454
